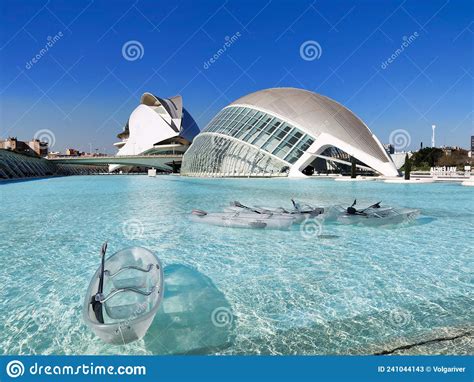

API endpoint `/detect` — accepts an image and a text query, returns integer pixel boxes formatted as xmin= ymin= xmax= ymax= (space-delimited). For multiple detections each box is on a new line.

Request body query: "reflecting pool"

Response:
xmin=0 ymin=175 xmax=472 ymax=354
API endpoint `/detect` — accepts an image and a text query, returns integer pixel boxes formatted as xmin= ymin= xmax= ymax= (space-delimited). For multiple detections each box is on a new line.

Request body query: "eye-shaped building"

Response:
xmin=181 ymin=87 xmax=398 ymax=177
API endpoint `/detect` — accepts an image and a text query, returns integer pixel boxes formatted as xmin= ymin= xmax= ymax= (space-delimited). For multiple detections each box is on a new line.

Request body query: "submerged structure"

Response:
xmin=110 ymin=92 xmax=200 ymax=173
xmin=181 ymin=88 xmax=398 ymax=177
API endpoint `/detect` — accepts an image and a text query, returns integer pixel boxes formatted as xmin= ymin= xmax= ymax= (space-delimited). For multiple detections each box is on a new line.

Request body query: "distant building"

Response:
xmin=443 ymin=148 xmax=453 ymax=156
xmin=471 ymin=135 xmax=474 ymax=152
xmin=0 ymin=137 xmax=22 ymax=152
xmin=47 ymin=151 xmax=61 ymax=158
xmin=0 ymin=137 xmax=48 ymax=157
xmin=441 ymin=145 xmax=462 ymax=150
xmin=27 ymin=139 xmax=49 ymax=157
xmin=65 ymin=148 xmax=80 ymax=156
xmin=441 ymin=145 xmax=463 ymax=156
xmin=81 ymin=151 xmax=107 ymax=157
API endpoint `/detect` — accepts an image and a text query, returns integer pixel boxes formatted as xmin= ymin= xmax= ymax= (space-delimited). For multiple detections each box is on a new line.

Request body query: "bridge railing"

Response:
xmin=48 ymin=154 xmax=184 ymax=160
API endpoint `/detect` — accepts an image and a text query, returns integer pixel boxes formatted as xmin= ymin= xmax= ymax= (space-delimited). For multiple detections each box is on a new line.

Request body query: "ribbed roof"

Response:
xmin=230 ymin=87 xmax=390 ymax=163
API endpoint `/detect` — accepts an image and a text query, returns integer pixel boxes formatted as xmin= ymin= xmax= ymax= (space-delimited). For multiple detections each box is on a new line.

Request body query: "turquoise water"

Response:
xmin=0 ymin=175 xmax=472 ymax=355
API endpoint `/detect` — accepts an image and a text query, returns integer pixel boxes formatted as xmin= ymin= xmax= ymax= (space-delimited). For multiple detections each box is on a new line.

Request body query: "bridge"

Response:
xmin=48 ymin=154 xmax=184 ymax=170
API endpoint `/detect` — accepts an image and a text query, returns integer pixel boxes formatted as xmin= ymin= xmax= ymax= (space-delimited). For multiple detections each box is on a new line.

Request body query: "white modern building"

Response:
xmin=181 ymin=88 xmax=399 ymax=177
xmin=110 ymin=92 xmax=200 ymax=172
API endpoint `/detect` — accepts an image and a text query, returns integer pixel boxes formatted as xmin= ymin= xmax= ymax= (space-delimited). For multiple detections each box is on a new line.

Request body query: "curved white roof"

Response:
xmin=110 ymin=92 xmax=199 ymax=173
xmin=230 ymin=87 xmax=391 ymax=164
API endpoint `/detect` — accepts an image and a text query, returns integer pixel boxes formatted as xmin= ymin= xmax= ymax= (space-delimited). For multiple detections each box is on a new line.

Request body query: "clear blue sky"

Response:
xmin=0 ymin=0 xmax=472 ymax=153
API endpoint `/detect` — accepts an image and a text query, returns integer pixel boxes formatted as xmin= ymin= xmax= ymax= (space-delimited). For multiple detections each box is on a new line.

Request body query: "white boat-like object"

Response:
xmin=322 ymin=200 xmax=420 ymax=226
xmin=225 ymin=200 xmax=324 ymax=224
xmin=83 ymin=244 xmax=164 ymax=344
xmin=190 ymin=209 xmax=295 ymax=230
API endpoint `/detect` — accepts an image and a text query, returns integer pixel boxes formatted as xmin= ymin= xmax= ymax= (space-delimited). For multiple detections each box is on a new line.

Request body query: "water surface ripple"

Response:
xmin=0 ymin=176 xmax=472 ymax=354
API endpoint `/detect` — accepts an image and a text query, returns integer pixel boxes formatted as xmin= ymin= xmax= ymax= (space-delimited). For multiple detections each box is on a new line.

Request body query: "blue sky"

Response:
xmin=0 ymin=0 xmax=472 ymax=153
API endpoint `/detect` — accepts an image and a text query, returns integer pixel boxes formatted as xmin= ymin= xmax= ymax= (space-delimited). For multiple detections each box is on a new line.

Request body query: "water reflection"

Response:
xmin=144 ymin=264 xmax=235 ymax=354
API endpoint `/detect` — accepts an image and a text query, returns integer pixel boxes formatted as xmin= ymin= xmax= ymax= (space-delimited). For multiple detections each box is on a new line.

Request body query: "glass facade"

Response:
xmin=181 ymin=106 xmax=315 ymax=177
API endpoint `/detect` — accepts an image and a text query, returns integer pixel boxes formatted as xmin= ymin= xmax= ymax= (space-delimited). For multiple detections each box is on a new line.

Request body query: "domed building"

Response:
xmin=181 ymin=87 xmax=398 ymax=177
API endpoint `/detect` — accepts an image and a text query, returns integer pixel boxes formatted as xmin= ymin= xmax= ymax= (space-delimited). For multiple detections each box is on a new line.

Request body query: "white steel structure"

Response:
xmin=181 ymin=88 xmax=399 ymax=177
xmin=110 ymin=92 xmax=199 ymax=172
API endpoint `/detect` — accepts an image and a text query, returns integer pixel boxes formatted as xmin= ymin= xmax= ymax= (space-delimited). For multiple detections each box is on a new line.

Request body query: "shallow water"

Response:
xmin=0 ymin=175 xmax=472 ymax=355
